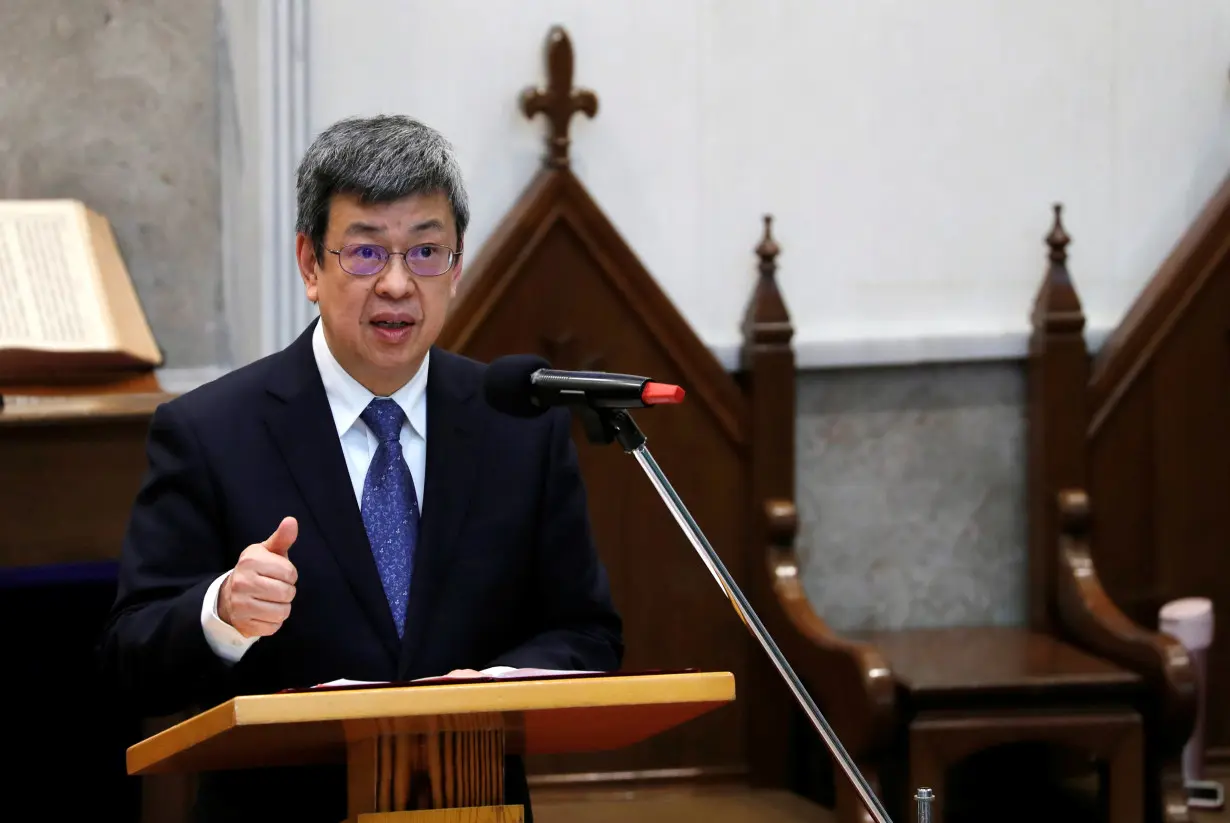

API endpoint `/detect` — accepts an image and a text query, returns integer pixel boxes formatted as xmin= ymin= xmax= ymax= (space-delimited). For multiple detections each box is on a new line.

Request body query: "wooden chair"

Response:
xmin=1029 ymin=174 xmax=1230 ymax=813
xmin=759 ymin=206 xmax=1196 ymax=823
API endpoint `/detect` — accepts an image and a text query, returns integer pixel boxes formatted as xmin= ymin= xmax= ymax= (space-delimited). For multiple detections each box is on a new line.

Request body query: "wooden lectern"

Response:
xmin=127 ymin=671 xmax=735 ymax=822
xmin=0 ymin=386 xmax=170 ymax=570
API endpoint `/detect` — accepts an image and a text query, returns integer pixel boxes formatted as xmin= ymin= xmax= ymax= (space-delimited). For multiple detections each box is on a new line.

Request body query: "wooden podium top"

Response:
xmin=0 ymin=390 xmax=169 ymax=428
xmin=128 ymin=671 xmax=735 ymax=777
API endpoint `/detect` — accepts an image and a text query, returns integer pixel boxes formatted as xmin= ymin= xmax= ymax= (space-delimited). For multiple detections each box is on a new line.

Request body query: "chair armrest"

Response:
xmin=761 ymin=498 xmax=896 ymax=757
xmin=1054 ymin=489 xmax=1197 ymax=752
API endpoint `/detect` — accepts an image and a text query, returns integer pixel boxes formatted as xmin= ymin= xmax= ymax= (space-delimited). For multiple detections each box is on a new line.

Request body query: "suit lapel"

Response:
xmin=263 ymin=323 xmax=401 ymax=661
xmin=400 ymin=349 xmax=483 ymax=674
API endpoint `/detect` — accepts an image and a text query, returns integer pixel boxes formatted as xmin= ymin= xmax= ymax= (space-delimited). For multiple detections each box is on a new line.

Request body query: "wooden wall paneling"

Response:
xmin=1089 ymin=172 xmax=1230 ymax=422
xmin=1087 ymin=383 xmax=1160 ymax=624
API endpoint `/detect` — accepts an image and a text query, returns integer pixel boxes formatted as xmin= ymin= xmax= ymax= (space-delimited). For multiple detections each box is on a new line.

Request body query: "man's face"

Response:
xmin=296 ymin=191 xmax=462 ymax=395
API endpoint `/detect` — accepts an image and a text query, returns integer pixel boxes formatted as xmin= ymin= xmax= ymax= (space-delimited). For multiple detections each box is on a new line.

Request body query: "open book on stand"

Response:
xmin=0 ymin=199 xmax=162 ymax=392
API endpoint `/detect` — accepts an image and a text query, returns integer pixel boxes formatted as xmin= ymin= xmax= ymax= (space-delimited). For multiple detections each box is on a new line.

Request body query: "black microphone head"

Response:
xmin=483 ymin=354 xmax=552 ymax=417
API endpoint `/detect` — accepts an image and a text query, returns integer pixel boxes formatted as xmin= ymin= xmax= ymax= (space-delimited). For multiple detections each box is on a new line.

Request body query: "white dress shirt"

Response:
xmin=199 ymin=322 xmax=429 ymax=663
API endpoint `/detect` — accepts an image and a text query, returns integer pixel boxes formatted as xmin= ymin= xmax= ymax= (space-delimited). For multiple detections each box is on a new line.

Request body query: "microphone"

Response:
xmin=483 ymin=354 xmax=685 ymax=418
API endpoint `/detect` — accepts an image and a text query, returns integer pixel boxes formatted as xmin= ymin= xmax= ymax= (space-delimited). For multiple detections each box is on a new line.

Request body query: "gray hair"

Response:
xmin=295 ymin=114 xmax=470 ymax=262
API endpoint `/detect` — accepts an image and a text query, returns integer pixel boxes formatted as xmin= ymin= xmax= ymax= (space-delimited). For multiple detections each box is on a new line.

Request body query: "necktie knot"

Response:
xmin=361 ymin=398 xmax=406 ymax=443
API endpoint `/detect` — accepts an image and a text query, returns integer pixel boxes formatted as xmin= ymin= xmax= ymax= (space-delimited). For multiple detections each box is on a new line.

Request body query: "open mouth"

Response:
xmin=371 ymin=320 xmax=413 ymax=329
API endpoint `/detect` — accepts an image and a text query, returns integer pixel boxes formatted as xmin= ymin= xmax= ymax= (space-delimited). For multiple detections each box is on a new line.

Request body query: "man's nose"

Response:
xmin=374 ymin=254 xmax=417 ymax=298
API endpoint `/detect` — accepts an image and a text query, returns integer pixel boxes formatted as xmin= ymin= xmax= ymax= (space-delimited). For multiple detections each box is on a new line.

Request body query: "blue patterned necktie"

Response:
xmin=359 ymin=398 xmax=418 ymax=638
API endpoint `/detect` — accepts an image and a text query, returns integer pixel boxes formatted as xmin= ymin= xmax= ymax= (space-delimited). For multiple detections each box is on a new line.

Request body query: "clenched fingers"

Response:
xmin=240 ymin=598 xmax=292 ymax=626
xmin=230 ymin=572 xmax=296 ymax=604
xmin=239 ymin=549 xmax=298 ymax=586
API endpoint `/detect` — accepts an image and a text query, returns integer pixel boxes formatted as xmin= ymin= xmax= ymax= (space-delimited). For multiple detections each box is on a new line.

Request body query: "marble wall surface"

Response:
xmin=1 ymin=0 xmax=224 ymax=368
xmin=793 ymin=360 xmax=1029 ymax=631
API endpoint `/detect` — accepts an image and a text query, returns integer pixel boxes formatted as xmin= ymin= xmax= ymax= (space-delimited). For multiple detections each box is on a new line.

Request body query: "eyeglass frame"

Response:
xmin=325 ymin=242 xmax=463 ymax=278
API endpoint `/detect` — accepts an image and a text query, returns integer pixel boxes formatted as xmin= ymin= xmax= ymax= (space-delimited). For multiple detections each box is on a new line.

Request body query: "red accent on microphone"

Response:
xmin=641 ymin=382 xmax=685 ymax=405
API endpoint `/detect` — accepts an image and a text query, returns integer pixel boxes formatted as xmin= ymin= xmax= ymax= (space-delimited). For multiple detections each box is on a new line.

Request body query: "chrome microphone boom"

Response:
xmin=578 ymin=405 xmax=900 ymax=823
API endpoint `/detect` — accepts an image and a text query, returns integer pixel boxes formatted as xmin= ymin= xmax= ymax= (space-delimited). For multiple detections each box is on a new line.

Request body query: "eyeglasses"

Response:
xmin=326 ymin=243 xmax=461 ymax=277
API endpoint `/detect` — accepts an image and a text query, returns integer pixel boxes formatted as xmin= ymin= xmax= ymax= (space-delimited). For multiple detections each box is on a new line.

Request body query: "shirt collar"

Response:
xmin=312 ymin=320 xmax=429 ymax=441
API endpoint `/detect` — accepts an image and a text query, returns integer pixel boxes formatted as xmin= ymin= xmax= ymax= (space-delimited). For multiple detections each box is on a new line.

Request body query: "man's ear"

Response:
xmin=295 ymin=233 xmax=320 ymax=303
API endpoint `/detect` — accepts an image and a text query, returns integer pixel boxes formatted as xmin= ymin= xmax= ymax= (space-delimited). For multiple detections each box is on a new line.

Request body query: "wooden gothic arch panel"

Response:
xmin=437 ymin=26 xmax=804 ymax=787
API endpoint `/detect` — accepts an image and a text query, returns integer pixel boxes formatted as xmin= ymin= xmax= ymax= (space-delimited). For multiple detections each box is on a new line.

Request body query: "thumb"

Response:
xmin=263 ymin=516 xmax=298 ymax=556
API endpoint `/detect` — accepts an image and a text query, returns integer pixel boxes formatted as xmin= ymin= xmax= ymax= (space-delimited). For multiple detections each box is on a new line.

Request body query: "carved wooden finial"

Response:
xmin=520 ymin=26 xmax=598 ymax=169
xmin=756 ymin=214 xmax=780 ymax=276
xmin=742 ymin=213 xmax=793 ymax=350
xmin=1047 ymin=203 xmax=1070 ymax=264
xmin=1031 ymin=202 xmax=1084 ymax=334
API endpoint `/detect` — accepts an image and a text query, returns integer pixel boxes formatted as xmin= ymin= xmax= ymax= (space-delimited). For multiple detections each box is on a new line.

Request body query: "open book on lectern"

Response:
xmin=0 ymin=199 xmax=162 ymax=383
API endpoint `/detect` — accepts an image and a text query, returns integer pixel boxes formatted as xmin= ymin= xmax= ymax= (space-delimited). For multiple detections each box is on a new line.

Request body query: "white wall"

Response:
xmin=302 ymin=0 xmax=1230 ymax=368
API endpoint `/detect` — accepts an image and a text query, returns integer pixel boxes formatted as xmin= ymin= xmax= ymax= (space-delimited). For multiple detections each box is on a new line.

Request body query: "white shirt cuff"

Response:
xmin=200 ymin=569 xmax=260 ymax=664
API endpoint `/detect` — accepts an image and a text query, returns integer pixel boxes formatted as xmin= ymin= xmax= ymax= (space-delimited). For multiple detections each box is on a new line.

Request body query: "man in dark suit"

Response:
xmin=98 ymin=114 xmax=623 ymax=823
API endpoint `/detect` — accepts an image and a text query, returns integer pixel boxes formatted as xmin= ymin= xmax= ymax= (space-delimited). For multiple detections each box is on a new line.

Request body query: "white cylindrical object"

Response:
xmin=1160 ymin=597 xmax=1214 ymax=783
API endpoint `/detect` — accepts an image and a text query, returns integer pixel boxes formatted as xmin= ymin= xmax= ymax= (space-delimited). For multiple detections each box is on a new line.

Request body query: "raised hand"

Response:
xmin=218 ymin=516 xmax=299 ymax=638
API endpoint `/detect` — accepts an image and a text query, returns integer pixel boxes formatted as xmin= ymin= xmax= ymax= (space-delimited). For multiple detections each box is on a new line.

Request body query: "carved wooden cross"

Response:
xmin=520 ymin=26 xmax=598 ymax=169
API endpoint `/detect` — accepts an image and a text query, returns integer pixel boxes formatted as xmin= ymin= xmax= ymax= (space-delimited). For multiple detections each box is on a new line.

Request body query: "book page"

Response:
xmin=83 ymin=207 xmax=160 ymax=363
xmin=0 ymin=201 xmax=115 ymax=352
xmin=309 ymin=669 xmax=601 ymax=689
xmin=313 ymin=678 xmax=388 ymax=689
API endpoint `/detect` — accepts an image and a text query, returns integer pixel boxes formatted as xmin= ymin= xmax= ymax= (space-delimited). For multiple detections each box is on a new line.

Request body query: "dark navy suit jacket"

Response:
xmin=98 ymin=321 xmax=623 ymax=822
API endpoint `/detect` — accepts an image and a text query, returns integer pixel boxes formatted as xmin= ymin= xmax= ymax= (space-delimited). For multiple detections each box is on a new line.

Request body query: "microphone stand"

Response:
xmin=576 ymin=405 xmax=917 ymax=823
